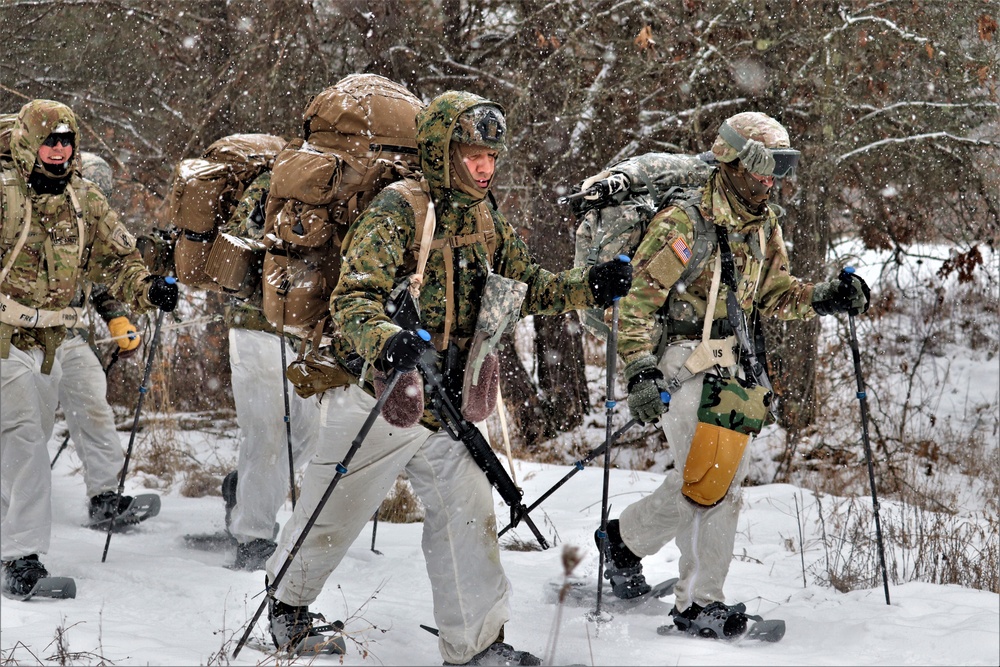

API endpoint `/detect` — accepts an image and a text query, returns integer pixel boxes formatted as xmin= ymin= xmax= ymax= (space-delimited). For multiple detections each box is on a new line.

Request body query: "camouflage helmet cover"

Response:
xmin=80 ymin=151 xmax=113 ymax=198
xmin=711 ymin=111 xmax=790 ymax=163
xmin=452 ymin=104 xmax=507 ymax=154
xmin=415 ymin=91 xmax=507 ymax=193
xmin=11 ymin=99 xmax=80 ymax=180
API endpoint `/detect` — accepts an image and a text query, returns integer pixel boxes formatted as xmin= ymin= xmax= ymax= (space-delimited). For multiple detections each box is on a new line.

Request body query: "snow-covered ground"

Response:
xmin=1 ymin=432 xmax=997 ymax=666
xmin=3 ymin=244 xmax=997 ymax=666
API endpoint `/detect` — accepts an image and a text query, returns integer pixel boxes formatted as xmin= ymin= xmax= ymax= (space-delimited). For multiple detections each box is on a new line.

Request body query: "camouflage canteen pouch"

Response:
xmin=682 ymin=373 xmax=772 ymax=506
xmin=462 ymin=273 xmax=527 ymax=422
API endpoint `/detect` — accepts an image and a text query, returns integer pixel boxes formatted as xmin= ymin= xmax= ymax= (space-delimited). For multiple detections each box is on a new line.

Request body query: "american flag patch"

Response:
xmin=671 ymin=237 xmax=692 ymax=264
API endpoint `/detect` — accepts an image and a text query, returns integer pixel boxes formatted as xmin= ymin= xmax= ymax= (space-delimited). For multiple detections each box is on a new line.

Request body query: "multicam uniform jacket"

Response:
xmin=330 ymin=91 xmax=597 ymax=391
xmin=0 ymin=100 xmax=155 ymax=363
xmin=618 ymin=170 xmax=817 ymax=364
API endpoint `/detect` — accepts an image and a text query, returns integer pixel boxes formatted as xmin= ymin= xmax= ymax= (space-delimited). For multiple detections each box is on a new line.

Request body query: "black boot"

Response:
xmin=268 ymin=597 xmax=345 ymax=654
xmin=594 ymin=519 xmax=651 ymax=599
xmin=1 ymin=555 xmax=48 ymax=597
xmin=233 ymin=538 xmax=276 ymax=571
xmin=89 ymin=491 xmax=135 ymax=525
xmin=670 ymin=601 xmax=748 ymax=639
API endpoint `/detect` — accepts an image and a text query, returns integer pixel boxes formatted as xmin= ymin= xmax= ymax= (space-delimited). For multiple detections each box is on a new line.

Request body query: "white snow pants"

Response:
xmin=1 ymin=346 xmax=62 ymax=561
xmin=229 ymin=328 xmax=319 ymax=544
xmin=618 ymin=342 xmax=751 ymax=613
xmin=267 ymin=384 xmax=511 ymax=665
xmin=56 ymin=333 xmax=124 ymax=498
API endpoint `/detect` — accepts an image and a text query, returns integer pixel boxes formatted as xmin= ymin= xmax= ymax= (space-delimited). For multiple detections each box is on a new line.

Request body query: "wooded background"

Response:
xmin=2 ymin=0 xmax=996 ymax=456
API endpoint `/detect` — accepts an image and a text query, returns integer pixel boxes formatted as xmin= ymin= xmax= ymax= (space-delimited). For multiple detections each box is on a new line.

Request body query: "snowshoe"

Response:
xmin=444 ymin=641 xmax=542 ymax=666
xmin=670 ymin=601 xmax=748 ymax=639
xmin=595 ymin=519 xmax=651 ymax=599
xmin=221 ymin=470 xmax=238 ymax=533
xmin=268 ymin=598 xmax=346 ymax=655
xmin=88 ymin=491 xmax=160 ymax=531
xmin=1 ymin=555 xmax=75 ymax=600
xmin=231 ymin=538 xmax=276 ymax=571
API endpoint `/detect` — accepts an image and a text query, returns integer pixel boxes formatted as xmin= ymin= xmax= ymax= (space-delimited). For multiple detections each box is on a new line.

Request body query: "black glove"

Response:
xmin=623 ymin=354 xmax=671 ymax=424
xmin=146 ymin=276 xmax=178 ymax=312
xmin=379 ymin=329 xmax=432 ymax=373
xmin=812 ymin=271 xmax=870 ymax=316
xmin=588 ymin=255 xmax=633 ymax=308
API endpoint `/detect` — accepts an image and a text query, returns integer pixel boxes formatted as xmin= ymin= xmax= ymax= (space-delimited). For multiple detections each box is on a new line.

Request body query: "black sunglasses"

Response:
xmin=42 ymin=133 xmax=74 ymax=148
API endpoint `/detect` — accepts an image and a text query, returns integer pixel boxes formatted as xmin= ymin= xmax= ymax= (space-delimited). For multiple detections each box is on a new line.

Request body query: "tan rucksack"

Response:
xmin=170 ymin=133 xmax=286 ymax=291
xmin=260 ymin=73 xmax=425 ymax=340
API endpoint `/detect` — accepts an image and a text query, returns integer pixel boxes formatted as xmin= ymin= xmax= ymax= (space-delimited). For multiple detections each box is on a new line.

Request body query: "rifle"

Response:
xmin=388 ymin=284 xmax=550 ymax=550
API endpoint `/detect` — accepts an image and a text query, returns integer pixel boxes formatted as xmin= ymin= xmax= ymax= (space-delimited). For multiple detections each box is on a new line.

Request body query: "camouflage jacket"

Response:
xmin=1 ymin=100 xmax=155 ymax=354
xmin=330 ymin=91 xmax=596 ymax=371
xmin=618 ymin=170 xmax=816 ymax=364
xmin=220 ymin=171 xmax=276 ymax=333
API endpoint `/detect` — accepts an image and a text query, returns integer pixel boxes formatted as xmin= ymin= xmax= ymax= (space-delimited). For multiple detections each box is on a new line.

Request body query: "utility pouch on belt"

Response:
xmin=681 ymin=374 xmax=772 ymax=506
xmin=462 ymin=274 xmax=527 ymax=422
xmin=284 ymin=322 xmax=353 ymax=399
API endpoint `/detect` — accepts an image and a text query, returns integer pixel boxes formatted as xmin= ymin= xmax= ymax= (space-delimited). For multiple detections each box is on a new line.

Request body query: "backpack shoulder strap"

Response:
xmin=0 ymin=164 xmax=31 ymax=287
xmin=384 ymin=177 xmax=435 ymax=277
xmin=668 ymin=187 xmax=718 ymax=293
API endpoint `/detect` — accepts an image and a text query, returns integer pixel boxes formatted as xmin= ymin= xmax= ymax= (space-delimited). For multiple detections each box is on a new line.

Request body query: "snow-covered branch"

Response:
xmin=836 ymin=132 xmax=996 ymax=164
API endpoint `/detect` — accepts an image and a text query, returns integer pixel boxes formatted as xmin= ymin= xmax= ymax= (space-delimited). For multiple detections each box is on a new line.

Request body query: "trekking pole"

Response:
xmin=370 ymin=504 xmax=383 ymax=555
xmin=840 ymin=266 xmax=890 ymax=605
xmin=496 ymin=418 xmax=637 ymax=538
xmin=592 ymin=298 xmax=621 ymax=619
xmin=279 ymin=335 xmax=297 ymax=509
xmin=50 ymin=431 xmax=72 ymax=469
xmin=102 ymin=292 xmax=172 ymax=563
xmin=232 ymin=361 xmax=412 ymax=658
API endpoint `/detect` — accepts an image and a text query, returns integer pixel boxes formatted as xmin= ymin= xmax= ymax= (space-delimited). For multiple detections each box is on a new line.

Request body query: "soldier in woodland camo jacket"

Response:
xmin=0 ymin=100 xmax=177 ymax=598
xmin=596 ymin=112 xmax=871 ymax=639
xmin=264 ymin=91 xmax=632 ymax=665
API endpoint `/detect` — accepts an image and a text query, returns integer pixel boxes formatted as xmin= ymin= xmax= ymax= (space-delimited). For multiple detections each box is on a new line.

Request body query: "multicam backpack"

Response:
xmin=260 ymin=73 xmax=426 ymax=341
xmin=169 ymin=133 xmax=286 ymax=292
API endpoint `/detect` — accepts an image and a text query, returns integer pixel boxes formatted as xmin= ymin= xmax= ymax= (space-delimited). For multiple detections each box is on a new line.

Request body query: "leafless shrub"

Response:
xmin=377 ymin=475 xmax=424 ymax=524
xmin=813 ymin=496 xmax=999 ymax=594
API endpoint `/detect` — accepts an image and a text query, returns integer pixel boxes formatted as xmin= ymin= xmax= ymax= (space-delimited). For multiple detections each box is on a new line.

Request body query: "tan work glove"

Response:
xmin=107 ymin=316 xmax=141 ymax=357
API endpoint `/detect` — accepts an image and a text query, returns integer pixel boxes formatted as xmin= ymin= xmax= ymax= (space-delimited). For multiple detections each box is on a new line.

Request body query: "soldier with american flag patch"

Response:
xmin=595 ymin=112 xmax=871 ymax=640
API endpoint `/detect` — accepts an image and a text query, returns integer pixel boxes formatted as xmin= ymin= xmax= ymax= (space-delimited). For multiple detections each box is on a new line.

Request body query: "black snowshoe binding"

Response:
xmin=232 ymin=538 xmax=276 ymax=571
xmin=88 ymin=491 xmax=160 ymax=531
xmin=222 ymin=470 xmax=238 ymax=533
xmin=1 ymin=555 xmax=48 ymax=597
xmin=444 ymin=641 xmax=542 ymax=666
xmin=595 ymin=519 xmax=651 ymax=599
xmin=671 ymin=601 xmax=749 ymax=639
xmin=268 ymin=598 xmax=346 ymax=655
